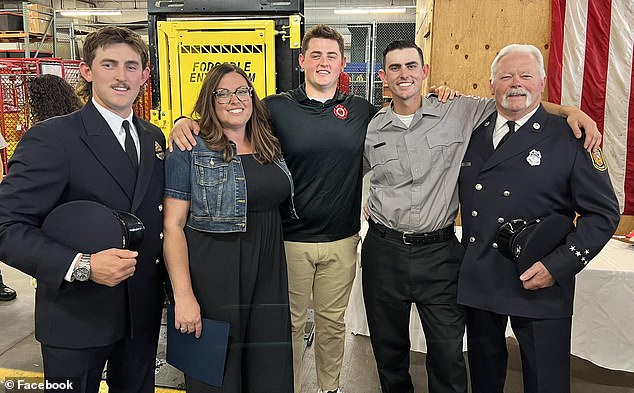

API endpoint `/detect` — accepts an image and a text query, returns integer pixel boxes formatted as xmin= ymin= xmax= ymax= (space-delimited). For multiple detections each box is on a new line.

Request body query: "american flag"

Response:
xmin=548 ymin=0 xmax=634 ymax=214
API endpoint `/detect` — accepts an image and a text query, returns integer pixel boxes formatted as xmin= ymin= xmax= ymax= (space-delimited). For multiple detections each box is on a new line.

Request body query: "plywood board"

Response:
xmin=418 ymin=0 xmax=551 ymax=99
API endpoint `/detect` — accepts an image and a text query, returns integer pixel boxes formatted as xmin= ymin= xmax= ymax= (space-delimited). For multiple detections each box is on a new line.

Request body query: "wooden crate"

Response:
xmin=26 ymin=3 xmax=51 ymax=35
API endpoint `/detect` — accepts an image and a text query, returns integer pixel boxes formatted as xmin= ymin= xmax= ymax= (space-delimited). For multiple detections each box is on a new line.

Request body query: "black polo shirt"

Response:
xmin=264 ymin=85 xmax=377 ymax=242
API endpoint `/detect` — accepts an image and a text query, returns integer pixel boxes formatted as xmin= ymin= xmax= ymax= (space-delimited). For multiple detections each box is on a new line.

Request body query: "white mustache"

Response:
xmin=505 ymin=88 xmax=528 ymax=98
xmin=502 ymin=88 xmax=533 ymax=109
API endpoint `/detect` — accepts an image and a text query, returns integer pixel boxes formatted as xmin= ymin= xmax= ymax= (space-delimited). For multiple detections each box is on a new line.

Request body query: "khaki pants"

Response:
xmin=285 ymin=234 xmax=360 ymax=392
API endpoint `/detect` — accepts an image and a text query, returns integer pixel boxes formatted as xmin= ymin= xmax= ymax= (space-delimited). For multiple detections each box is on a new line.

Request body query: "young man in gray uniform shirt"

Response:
xmin=361 ymin=40 xmax=601 ymax=393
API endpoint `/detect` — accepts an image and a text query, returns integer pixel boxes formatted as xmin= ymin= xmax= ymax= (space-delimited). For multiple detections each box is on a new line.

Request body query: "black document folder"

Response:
xmin=166 ymin=303 xmax=230 ymax=387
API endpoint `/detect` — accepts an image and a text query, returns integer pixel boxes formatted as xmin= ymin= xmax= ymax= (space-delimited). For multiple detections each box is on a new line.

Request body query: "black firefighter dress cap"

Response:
xmin=41 ymin=200 xmax=145 ymax=252
xmin=495 ymin=214 xmax=574 ymax=273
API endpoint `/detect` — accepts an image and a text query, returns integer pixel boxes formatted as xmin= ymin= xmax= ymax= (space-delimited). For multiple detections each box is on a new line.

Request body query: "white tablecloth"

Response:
xmin=571 ymin=239 xmax=634 ymax=372
xmin=345 ymin=223 xmax=634 ymax=372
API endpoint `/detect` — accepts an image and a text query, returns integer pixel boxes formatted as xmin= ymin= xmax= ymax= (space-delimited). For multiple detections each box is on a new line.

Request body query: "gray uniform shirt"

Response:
xmin=363 ymin=95 xmax=495 ymax=233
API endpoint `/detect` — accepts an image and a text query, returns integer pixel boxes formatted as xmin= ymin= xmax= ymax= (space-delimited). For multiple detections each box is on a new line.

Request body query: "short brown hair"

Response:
xmin=382 ymin=40 xmax=424 ymax=68
xmin=301 ymin=24 xmax=345 ymax=57
xmin=77 ymin=26 xmax=149 ymax=101
xmin=193 ymin=63 xmax=282 ymax=164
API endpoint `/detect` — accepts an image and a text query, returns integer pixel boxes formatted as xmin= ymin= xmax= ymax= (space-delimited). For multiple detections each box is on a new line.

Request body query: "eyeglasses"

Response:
xmin=213 ymin=86 xmax=253 ymax=104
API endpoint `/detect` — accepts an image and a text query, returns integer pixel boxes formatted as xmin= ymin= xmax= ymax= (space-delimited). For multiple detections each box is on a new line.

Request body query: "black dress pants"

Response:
xmin=41 ymin=330 xmax=160 ymax=393
xmin=466 ymin=307 xmax=572 ymax=393
xmin=361 ymin=225 xmax=467 ymax=393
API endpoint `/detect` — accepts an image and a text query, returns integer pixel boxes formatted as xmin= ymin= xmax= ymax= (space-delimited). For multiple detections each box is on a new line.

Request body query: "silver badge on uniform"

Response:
xmin=526 ymin=149 xmax=541 ymax=166
xmin=155 ymin=141 xmax=165 ymax=160
xmin=484 ymin=121 xmax=490 ymax=126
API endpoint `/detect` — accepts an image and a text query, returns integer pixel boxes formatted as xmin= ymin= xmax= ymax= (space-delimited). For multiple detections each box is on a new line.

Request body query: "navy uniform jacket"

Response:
xmin=458 ymin=105 xmax=619 ymax=319
xmin=0 ymin=101 xmax=166 ymax=348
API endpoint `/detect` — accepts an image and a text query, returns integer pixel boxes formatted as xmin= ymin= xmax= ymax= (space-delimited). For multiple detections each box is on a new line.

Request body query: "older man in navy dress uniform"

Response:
xmin=458 ymin=44 xmax=620 ymax=393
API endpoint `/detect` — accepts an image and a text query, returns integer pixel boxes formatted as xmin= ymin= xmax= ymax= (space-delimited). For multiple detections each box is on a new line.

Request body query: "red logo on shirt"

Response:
xmin=333 ymin=104 xmax=348 ymax=120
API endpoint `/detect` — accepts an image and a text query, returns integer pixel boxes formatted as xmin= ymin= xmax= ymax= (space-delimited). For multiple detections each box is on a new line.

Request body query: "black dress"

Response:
xmin=185 ymin=154 xmax=294 ymax=393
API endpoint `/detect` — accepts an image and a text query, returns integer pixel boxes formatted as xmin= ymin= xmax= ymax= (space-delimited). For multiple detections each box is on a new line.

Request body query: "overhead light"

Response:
xmin=334 ymin=7 xmax=407 ymax=15
xmin=59 ymin=9 xmax=123 ymax=17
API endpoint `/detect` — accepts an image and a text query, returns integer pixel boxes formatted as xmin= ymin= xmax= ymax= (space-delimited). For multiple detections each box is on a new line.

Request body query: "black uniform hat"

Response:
xmin=42 ymin=200 xmax=145 ymax=252
xmin=496 ymin=214 xmax=573 ymax=273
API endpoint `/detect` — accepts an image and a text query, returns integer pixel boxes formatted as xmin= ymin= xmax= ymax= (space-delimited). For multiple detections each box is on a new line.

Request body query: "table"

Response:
xmin=571 ymin=239 xmax=634 ymax=372
xmin=345 ymin=223 xmax=634 ymax=372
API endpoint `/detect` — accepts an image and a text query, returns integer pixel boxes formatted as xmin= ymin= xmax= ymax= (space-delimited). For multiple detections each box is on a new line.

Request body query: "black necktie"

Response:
xmin=497 ymin=121 xmax=516 ymax=149
xmin=122 ymin=120 xmax=138 ymax=171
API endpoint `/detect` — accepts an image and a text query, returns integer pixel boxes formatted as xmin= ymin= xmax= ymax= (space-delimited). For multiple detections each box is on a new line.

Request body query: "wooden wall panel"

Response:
xmin=417 ymin=0 xmax=551 ymax=99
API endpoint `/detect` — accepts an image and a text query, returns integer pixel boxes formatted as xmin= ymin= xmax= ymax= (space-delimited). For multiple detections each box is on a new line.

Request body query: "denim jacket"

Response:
xmin=165 ymin=135 xmax=298 ymax=233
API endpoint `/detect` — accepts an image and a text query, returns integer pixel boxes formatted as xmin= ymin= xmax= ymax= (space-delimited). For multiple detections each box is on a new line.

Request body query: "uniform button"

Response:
xmin=469 ymin=236 xmax=476 ymax=243
xmin=159 ymin=232 xmax=164 ymax=240
xmin=492 ymin=242 xmax=498 ymax=249
xmin=471 ymin=210 xmax=478 ymax=217
xmin=497 ymin=217 xmax=505 ymax=223
xmin=158 ymin=204 xmax=163 ymax=212
xmin=155 ymin=259 xmax=160 ymax=264
xmin=475 ymin=184 xmax=483 ymax=191
xmin=503 ymin=190 xmax=511 ymax=197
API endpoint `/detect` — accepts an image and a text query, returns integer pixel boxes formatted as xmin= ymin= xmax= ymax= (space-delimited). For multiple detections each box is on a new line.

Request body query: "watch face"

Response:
xmin=73 ymin=267 xmax=90 ymax=282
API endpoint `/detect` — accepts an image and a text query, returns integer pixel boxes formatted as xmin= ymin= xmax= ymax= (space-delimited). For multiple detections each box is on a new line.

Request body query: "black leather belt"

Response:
xmin=369 ymin=220 xmax=454 ymax=245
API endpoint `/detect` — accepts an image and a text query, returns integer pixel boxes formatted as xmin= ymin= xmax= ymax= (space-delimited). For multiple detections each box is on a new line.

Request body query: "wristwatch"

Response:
xmin=72 ymin=253 xmax=91 ymax=282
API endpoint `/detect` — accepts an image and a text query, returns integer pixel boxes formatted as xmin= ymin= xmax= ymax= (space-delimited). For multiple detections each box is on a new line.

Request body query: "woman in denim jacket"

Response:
xmin=163 ymin=63 xmax=295 ymax=392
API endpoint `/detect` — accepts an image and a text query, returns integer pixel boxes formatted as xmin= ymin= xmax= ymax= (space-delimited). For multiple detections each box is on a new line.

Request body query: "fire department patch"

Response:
xmin=590 ymin=148 xmax=607 ymax=171
xmin=333 ymin=104 xmax=348 ymax=120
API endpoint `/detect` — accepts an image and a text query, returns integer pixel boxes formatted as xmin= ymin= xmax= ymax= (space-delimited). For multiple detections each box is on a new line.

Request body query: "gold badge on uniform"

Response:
xmin=155 ymin=141 xmax=165 ymax=160
xmin=590 ymin=148 xmax=607 ymax=171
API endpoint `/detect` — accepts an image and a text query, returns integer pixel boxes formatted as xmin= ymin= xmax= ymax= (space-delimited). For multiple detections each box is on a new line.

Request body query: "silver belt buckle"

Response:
xmin=402 ymin=231 xmax=413 ymax=245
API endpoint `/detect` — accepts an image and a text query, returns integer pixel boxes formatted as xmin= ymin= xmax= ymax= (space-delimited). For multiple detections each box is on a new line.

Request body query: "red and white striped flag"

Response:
xmin=548 ymin=0 xmax=633 ymax=214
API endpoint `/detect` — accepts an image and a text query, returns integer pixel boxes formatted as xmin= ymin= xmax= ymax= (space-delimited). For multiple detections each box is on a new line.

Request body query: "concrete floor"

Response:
xmin=1 ymin=264 xmax=634 ymax=393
